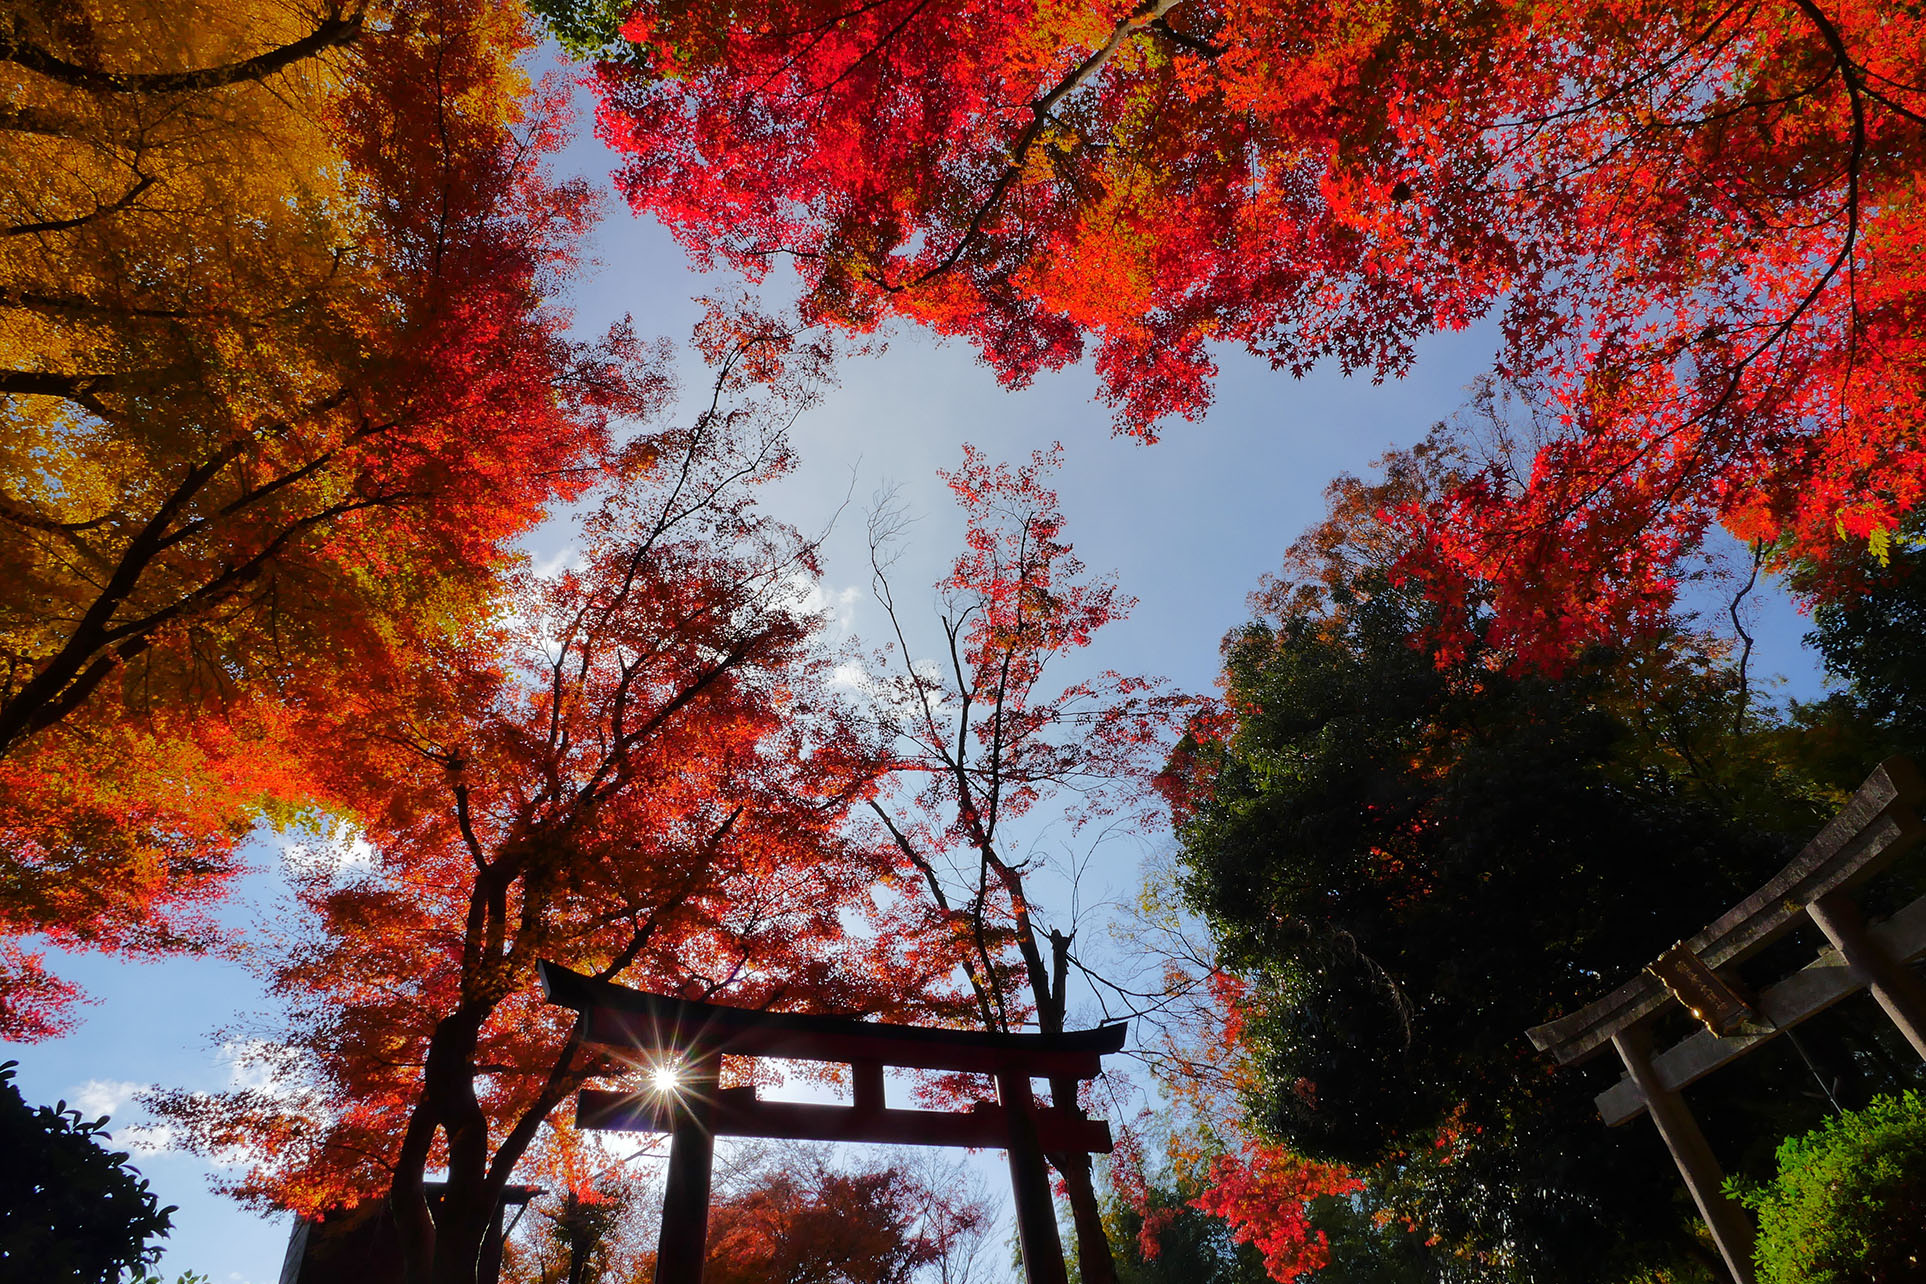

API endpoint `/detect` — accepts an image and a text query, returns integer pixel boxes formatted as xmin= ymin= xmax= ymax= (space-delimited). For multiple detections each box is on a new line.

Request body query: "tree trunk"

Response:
xmin=0 ymin=7 xmax=365 ymax=94
xmin=403 ymin=1007 xmax=499 ymax=1284
xmin=390 ymin=1108 xmax=441 ymax=1284
xmin=1049 ymin=1075 xmax=1117 ymax=1284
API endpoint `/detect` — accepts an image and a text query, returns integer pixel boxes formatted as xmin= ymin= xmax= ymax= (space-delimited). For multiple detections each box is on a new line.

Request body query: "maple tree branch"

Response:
xmin=1728 ymin=539 xmax=1763 ymax=733
xmin=452 ymin=780 xmax=490 ymax=874
xmin=1630 ymin=71 xmax=1836 ymax=133
xmin=485 ymin=1019 xmax=593 ymax=1196
xmin=0 ymin=368 xmax=114 ymax=417
xmin=589 ymin=845 xmax=716 ymax=985
xmin=573 ymin=640 xmax=754 ymax=812
xmin=888 ymin=0 xmax=1183 ymax=291
xmin=0 ymin=6 xmax=367 ymax=94
xmin=1048 ymin=926 xmax=1071 ymax=1029
xmin=1485 ymin=0 xmax=1754 ymax=132
xmin=1479 ymin=16 xmax=1870 ymax=577
xmin=866 ymin=508 xmax=1025 ymax=1031
xmin=763 ymin=0 xmax=915 ymax=47
xmin=151 ymin=401 xmax=374 ymax=555
xmin=99 ymin=493 xmax=390 ymax=650
xmin=0 ymin=286 xmax=191 ymax=320
xmin=578 ymin=805 xmax=744 ymax=984
xmin=1856 ymin=55 xmax=1926 ymax=94
xmin=4 ymin=173 xmax=154 ymax=238
xmin=0 ymin=103 xmax=102 ymax=138
xmin=989 ymin=854 xmax=1058 ymax=1032
xmin=958 ymin=848 xmax=1009 ymax=1028
xmin=109 ymin=485 xmax=387 ymax=651
xmin=576 ymin=332 xmax=794 ymax=694
xmin=979 ymin=517 xmax=1045 ymax=839
xmin=694 ymin=951 xmax=758 ymax=1000
xmin=943 ymin=614 xmax=976 ymax=794
xmin=868 ymin=501 xmax=956 ymax=757
xmin=777 ymin=0 xmax=935 ymax=103
xmin=0 ymin=473 xmax=381 ymax=753
xmin=1786 ymin=1 xmax=1926 ymax=128
xmin=0 ymin=424 xmax=254 ymax=751
xmin=1148 ymin=17 xmax=1224 ymax=59
xmin=939 ymin=639 xmax=1032 ymax=1038
xmin=0 ymin=489 xmax=115 ymax=537
xmin=869 ymin=799 xmax=1001 ymax=1028
xmin=1061 ymin=950 xmax=1190 ymax=1022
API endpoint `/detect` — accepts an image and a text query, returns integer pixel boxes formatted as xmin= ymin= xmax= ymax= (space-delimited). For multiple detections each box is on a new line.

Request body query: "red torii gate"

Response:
xmin=539 ymin=962 xmax=1126 ymax=1284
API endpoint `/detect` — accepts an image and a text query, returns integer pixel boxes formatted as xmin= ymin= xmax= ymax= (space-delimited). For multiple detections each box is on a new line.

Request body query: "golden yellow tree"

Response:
xmin=0 ymin=0 xmax=648 ymax=1037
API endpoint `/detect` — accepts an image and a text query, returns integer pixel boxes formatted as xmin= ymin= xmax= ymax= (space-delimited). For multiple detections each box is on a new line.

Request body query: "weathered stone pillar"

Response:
xmin=1611 ymin=1024 xmax=1755 ymax=1284
xmin=1808 ymin=891 xmax=1926 ymax=1060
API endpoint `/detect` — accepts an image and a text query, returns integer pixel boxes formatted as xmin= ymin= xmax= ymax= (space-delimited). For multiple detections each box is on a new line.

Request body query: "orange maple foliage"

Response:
xmin=1189 ymin=1142 xmax=1363 ymax=1283
xmin=700 ymin=1156 xmax=990 ymax=1284
xmin=0 ymin=705 xmax=288 ymax=1040
xmin=565 ymin=0 xmax=1926 ymax=662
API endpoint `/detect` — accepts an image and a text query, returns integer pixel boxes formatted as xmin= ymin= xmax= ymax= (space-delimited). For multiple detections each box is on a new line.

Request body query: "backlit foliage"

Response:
xmin=149 ymin=323 xmax=963 ymax=1284
xmin=861 ymin=446 xmax=1195 ymax=1283
xmin=558 ymin=0 xmax=1926 ymax=660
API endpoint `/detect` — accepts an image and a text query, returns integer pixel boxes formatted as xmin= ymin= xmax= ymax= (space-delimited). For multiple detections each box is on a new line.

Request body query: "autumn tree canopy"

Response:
xmin=149 ymin=324 xmax=954 ymax=1284
xmin=542 ymin=0 xmax=1924 ymax=662
xmin=500 ymin=1145 xmax=993 ymax=1284
xmin=0 ymin=0 xmax=655 ymax=1038
xmin=701 ymin=1150 xmax=990 ymax=1284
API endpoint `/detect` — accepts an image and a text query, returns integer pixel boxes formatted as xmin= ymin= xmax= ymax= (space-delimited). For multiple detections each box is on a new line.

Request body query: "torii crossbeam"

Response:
xmin=539 ymin=962 xmax=1127 ymax=1284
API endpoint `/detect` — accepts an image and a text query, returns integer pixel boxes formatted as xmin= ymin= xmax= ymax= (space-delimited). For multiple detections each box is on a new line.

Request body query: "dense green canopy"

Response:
xmin=1163 ymin=458 xmax=1920 ymax=1279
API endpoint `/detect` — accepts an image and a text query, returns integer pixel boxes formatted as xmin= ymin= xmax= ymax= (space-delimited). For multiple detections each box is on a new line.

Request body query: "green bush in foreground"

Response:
xmin=1738 ymin=1092 xmax=1926 ymax=1284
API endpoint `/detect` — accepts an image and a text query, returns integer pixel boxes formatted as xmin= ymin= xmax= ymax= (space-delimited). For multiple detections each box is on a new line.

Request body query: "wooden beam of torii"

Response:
xmin=1526 ymin=757 xmax=1926 ymax=1284
xmin=539 ymin=962 xmax=1127 ymax=1284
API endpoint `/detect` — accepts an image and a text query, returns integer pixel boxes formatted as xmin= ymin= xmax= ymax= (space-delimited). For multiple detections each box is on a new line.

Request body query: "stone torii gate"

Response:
xmin=1527 ymin=757 xmax=1926 ymax=1284
xmin=539 ymin=962 xmax=1126 ymax=1284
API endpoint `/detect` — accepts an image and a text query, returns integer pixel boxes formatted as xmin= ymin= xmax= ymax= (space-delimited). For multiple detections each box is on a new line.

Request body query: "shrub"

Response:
xmin=0 ymin=1060 xmax=175 ymax=1282
xmin=1739 ymin=1091 xmax=1926 ymax=1284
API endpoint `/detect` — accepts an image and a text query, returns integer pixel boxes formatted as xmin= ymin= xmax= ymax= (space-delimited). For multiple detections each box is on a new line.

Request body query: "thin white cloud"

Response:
xmin=530 ymin=542 xmax=587 ymax=579
xmin=831 ymin=661 xmax=874 ymax=692
xmin=68 ymin=1078 xmax=183 ymax=1157
xmin=119 ymin=1120 xmax=179 ymax=1158
xmin=219 ymin=1038 xmax=307 ymax=1100
xmin=784 ymin=573 xmax=863 ymax=634
xmin=69 ymin=1078 xmax=143 ymax=1122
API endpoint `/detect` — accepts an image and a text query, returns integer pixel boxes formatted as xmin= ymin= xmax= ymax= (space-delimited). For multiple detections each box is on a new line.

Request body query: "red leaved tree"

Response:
xmin=701 ymin=1150 xmax=992 ymax=1284
xmin=862 ymin=446 xmax=1194 ymax=1283
xmin=500 ymin=1144 xmax=994 ymax=1284
xmin=556 ymin=0 xmax=1925 ymax=660
xmin=1104 ymin=944 xmax=1360 ymax=1283
xmin=152 ymin=326 xmax=955 ymax=1284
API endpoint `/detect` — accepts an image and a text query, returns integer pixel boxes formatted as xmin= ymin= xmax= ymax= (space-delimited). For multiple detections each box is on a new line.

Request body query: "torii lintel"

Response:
xmin=537 ymin=961 xmax=1129 ymax=1284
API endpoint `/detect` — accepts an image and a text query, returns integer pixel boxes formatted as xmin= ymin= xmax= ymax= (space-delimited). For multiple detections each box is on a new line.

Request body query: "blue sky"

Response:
xmin=0 ymin=51 xmax=1830 ymax=1284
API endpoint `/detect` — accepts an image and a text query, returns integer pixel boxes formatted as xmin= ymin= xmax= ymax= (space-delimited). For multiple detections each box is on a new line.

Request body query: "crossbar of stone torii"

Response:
xmin=538 ymin=962 xmax=1128 ymax=1284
